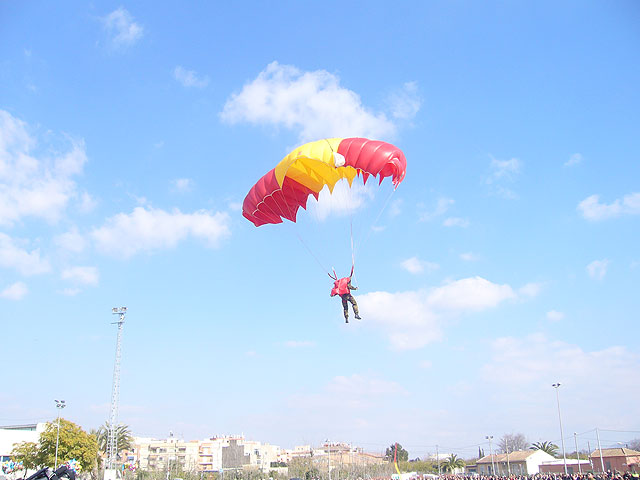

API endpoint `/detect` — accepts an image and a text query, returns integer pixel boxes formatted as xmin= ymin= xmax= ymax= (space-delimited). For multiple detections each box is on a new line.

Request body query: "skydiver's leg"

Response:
xmin=341 ymin=295 xmax=349 ymax=322
xmin=349 ymin=295 xmax=361 ymax=319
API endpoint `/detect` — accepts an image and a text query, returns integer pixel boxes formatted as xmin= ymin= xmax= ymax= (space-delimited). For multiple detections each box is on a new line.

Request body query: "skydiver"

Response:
xmin=330 ymin=270 xmax=361 ymax=323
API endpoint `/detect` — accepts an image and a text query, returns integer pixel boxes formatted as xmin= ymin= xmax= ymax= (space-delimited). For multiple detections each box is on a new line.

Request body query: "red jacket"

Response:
xmin=331 ymin=277 xmax=352 ymax=296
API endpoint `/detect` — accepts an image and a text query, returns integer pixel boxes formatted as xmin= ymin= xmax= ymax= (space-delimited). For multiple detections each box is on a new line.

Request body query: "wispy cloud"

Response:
xmin=92 ymin=206 xmax=230 ymax=258
xmin=171 ymin=178 xmax=194 ymax=193
xmin=173 ymin=66 xmax=209 ymax=88
xmin=564 ymin=153 xmax=583 ymax=167
xmin=0 ymin=110 xmax=88 ymax=226
xmin=54 ymin=227 xmax=86 ymax=253
xmin=586 ymin=259 xmax=609 ymax=280
xmin=460 ymin=252 xmax=479 ymax=262
xmin=443 ymin=217 xmax=469 ymax=228
xmin=1 ymin=282 xmax=27 ymax=300
xmin=419 ymin=197 xmax=454 ymax=221
xmin=578 ymin=193 xmax=640 ymax=221
xmin=546 ymin=310 xmax=565 ymax=322
xmin=400 ymin=256 xmax=439 ymax=274
xmin=388 ymin=81 xmax=422 ymax=120
xmin=61 ymin=266 xmax=99 ymax=286
xmin=485 ymin=155 xmax=522 ymax=199
xmin=481 ymin=334 xmax=640 ymax=424
xmin=221 ymin=61 xmax=415 ymax=142
xmin=0 ymin=233 xmax=51 ymax=276
xmin=284 ymin=340 xmax=315 ymax=348
xmin=102 ymin=8 xmax=143 ymax=49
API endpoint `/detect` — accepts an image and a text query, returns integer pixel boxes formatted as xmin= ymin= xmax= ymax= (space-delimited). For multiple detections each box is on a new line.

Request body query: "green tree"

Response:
xmin=440 ymin=454 xmax=465 ymax=473
xmin=12 ymin=419 xmax=99 ymax=471
xmin=384 ymin=443 xmax=409 ymax=462
xmin=530 ymin=441 xmax=559 ymax=457
xmin=11 ymin=441 xmax=41 ymax=470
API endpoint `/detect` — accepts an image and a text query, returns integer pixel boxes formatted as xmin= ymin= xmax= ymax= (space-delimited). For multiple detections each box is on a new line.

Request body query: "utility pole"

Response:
xmin=436 ymin=445 xmax=440 ymax=476
xmin=505 ymin=438 xmax=511 ymax=475
xmin=106 ymin=307 xmax=127 ymax=480
xmin=574 ymin=433 xmax=582 ymax=474
xmin=485 ymin=436 xmax=495 ymax=475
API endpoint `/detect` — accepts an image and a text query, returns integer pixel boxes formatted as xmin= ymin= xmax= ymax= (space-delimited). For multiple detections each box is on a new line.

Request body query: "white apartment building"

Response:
xmin=131 ymin=435 xmax=281 ymax=473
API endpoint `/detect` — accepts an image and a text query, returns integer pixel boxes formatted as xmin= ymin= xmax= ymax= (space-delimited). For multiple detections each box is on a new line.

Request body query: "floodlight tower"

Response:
xmin=106 ymin=307 xmax=127 ymax=475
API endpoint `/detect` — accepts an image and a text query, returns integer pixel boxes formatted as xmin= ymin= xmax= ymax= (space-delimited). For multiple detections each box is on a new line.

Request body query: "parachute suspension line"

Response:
xmin=294 ymin=230 xmax=332 ymax=277
xmin=353 ymin=186 xmax=397 ymax=262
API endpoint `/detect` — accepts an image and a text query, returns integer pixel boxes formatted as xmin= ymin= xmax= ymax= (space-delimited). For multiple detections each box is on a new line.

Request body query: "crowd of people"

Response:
xmin=437 ymin=472 xmax=639 ymax=480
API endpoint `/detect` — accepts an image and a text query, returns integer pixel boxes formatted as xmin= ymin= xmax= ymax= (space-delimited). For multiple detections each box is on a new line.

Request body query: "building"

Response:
xmin=0 ymin=424 xmax=46 ymax=463
xmin=132 ymin=435 xmax=282 ymax=473
xmin=539 ymin=458 xmax=592 ymax=474
xmin=589 ymin=448 xmax=640 ymax=473
xmin=477 ymin=450 xmax=556 ymax=475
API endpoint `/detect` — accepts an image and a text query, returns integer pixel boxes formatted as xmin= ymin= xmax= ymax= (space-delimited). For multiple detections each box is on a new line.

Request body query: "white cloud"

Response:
xmin=586 ymin=259 xmax=609 ymax=280
xmin=1 ymin=282 xmax=27 ymax=300
xmin=518 ymin=282 xmax=543 ymax=298
xmin=564 ymin=153 xmax=583 ymax=167
xmin=480 ymin=334 xmax=640 ymax=425
xmin=327 ymin=374 xmax=407 ymax=396
xmin=61 ymin=266 xmax=99 ymax=286
xmin=307 ymin=180 xmax=373 ymax=221
xmin=92 ymin=206 xmax=231 ymax=258
xmin=546 ymin=310 xmax=565 ymax=322
xmin=578 ymin=193 xmax=640 ymax=221
xmin=173 ymin=66 xmax=210 ymax=88
xmin=485 ymin=155 xmax=522 ymax=199
xmin=102 ymin=8 xmax=143 ymax=49
xmin=54 ymin=227 xmax=86 ymax=253
xmin=284 ymin=340 xmax=315 ymax=348
xmin=419 ymin=197 xmax=454 ymax=221
xmin=0 ymin=110 xmax=88 ymax=225
xmin=400 ymin=256 xmax=439 ymax=274
xmin=489 ymin=156 xmax=521 ymax=179
xmin=443 ymin=217 xmax=469 ymax=227
xmin=389 ymin=198 xmax=403 ymax=217
xmin=60 ymin=287 xmax=81 ymax=296
xmin=460 ymin=252 xmax=479 ymax=262
xmin=171 ymin=178 xmax=194 ymax=193
xmin=220 ymin=61 xmax=402 ymax=142
xmin=360 ymin=276 xmax=517 ymax=350
xmin=0 ymin=233 xmax=51 ymax=276
xmin=388 ymin=81 xmax=422 ymax=120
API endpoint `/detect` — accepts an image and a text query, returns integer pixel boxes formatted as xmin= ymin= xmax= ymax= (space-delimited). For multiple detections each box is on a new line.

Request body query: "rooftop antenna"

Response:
xmin=105 ymin=307 xmax=127 ymax=480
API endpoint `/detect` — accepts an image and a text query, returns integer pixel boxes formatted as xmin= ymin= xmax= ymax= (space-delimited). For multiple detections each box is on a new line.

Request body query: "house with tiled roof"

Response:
xmin=589 ymin=448 xmax=640 ymax=473
xmin=477 ymin=449 xmax=556 ymax=475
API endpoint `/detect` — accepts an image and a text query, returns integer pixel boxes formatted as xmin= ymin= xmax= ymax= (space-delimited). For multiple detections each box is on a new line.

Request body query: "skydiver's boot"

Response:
xmin=344 ymin=314 xmax=349 ymax=323
xmin=353 ymin=305 xmax=361 ymax=320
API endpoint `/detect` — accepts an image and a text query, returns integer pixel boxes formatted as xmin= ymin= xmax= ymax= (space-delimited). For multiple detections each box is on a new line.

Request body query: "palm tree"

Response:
xmin=441 ymin=454 xmax=465 ymax=473
xmin=94 ymin=423 xmax=133 ymax=457
xmin=530 ymin=441 xmax=559 ymax=457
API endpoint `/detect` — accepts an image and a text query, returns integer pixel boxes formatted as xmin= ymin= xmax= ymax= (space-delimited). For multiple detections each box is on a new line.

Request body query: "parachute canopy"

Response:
xmin=243 ymin=138 xmax=407 ymax=227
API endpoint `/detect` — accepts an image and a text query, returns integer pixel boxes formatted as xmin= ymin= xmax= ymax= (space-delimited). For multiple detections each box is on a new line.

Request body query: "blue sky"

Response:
xmin=1 ymin=1 xmax=639 ymax=458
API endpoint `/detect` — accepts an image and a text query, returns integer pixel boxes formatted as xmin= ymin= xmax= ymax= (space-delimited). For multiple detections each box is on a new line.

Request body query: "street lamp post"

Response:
xmin=54 ymin=400 xmax=66 ymax=469
xmin=574 ymin=433 xmax=582 ymax=474
xmin=505 ymin=438 xmax=511 ymax=475
xmin=486 ymin=436 xmax=495 ymax=475
xmin=552 ymin=383 xmax=568 ymax=474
